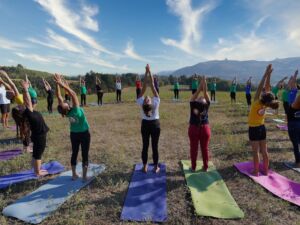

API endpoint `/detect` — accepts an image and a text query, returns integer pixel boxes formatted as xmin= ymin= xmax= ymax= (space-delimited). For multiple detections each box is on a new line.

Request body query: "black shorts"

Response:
xmin=283 ymin=101 xmax=289 ymax=115
xmin=32 ymin=134 xmax=47 ymax=160
xmin=230 ymin=92 xmax=236 ymax=100
xmin=249 ymin=125 xmax=266 ymax=141
xmin=0 ymin=104 xmax=10 ymax=114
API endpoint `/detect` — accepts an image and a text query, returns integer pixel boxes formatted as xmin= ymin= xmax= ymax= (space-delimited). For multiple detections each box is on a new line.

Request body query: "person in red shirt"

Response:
xmin=136 ymin=75 xmax=142 ymax=99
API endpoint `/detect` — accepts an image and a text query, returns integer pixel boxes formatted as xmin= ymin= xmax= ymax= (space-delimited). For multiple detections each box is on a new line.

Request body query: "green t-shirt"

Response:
xmin=272 ymin=86 xmax=279 ymax=96
xmin=230 ymin=84 xmax=237 ymax=93
xmin=80 ymin=86 xmax=87 ymax=95
xmin=191 ymin=80 xmax=198 ymax=90
xmin=28 ymin=87 xmax=37 ymax=99
xmin=67 ymin=107 xmax=89 ymax=133
xmin=210 ymin=83 xmax=216 ymax=91
xmin=174 ymin=82 xmax=179 ymax=90
xmin=282 ymin=89 xmax=289 ymax=102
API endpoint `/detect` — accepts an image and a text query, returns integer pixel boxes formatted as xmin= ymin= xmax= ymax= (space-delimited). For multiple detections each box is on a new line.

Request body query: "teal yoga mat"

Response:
xmin=3 ymin=163 xmax=105 ymax=224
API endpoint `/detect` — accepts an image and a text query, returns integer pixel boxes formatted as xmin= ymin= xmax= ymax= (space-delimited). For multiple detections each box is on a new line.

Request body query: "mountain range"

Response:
xmin=161 ymin=57 xmax=300 ymax=83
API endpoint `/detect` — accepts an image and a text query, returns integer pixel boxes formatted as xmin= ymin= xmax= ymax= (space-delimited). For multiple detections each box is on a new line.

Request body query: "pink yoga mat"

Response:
xmin=276 ymin=124 xmax=288 ymax=131
xmin=234 ymin=161 xmax=300 ymax=206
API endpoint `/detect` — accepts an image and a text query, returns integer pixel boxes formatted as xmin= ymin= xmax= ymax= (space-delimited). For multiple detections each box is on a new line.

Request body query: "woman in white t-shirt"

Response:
xmin=115 ymin=77 xmax=122 ymax=103
xmin=137 ymin=64 xmax=161 ymax=173
xmin=0 ymin=80 xmax=11 ymax=128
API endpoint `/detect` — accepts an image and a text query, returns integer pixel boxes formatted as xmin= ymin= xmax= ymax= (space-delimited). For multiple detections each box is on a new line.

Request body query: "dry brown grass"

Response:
xmin=0 ymin=87 xmax=299 ymax=225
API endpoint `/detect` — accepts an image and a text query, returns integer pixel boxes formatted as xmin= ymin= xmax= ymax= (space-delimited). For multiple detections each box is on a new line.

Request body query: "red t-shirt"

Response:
xmin=136 ymin=80 xmax=142 ymax=89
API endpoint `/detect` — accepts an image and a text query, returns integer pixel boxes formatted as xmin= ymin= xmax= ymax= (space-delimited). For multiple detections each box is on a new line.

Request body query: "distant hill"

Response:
xmin=168 ymin=57 xmax=300 ymax=83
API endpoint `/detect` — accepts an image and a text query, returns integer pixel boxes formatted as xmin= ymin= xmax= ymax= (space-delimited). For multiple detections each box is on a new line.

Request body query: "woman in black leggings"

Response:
xmin=54 ymin=74 xmax=90 ymax=182
xmin=42 ymin=79 xmax=54 ymax=113
xmin=137 ymin=64 xmax=161 ymax=173
xmin=96 ymin=77 xmax=103 ymax=106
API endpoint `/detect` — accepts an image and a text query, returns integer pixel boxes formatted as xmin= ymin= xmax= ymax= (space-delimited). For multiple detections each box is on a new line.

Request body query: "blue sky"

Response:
xmin=0 ymin=0 xmax=300 ymax=75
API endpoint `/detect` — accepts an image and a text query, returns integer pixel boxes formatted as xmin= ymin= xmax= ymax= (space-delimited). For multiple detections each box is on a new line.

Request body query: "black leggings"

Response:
xmin=32 ymin=134 xmax=47 ymax=160
xmin=211 ymin=90 xmax=215 ymax=101
xmin=174 ymin=89 xmax=179 ymax=99
xmin=81 ymin=94 xmax=86 ymax=106
xmin=97 ymin=92 xmax=103 ymax=105
xmin=116 ymin=90 xmax=121 ymax=102
xmin=47 ymin=97 xmax=53 ymax=113
xmin=70 ymin=130 xmax=90 ymax=167
xmin=141 ymin=119 xmax=160 ymax=165
xmin=136 ymin=88 xmax=141 ymax=99
xmin=246 ymin=93 xmax=251 ymax=106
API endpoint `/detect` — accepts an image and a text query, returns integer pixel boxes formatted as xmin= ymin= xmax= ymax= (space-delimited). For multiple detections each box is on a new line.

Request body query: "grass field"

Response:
xmin=0 ymin=86 xmax=299 ymax=225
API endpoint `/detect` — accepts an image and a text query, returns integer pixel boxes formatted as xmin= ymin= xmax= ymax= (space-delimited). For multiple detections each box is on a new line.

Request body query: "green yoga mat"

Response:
xmin=181 ymin=160 xmax=244 ymax=219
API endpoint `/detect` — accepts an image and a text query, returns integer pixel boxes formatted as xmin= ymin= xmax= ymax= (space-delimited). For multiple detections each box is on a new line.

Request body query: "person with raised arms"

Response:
xmin=95 ymin=77 xmax=103 ymax=106
xmin=137 ymin=64 xmax=161 ymax=173
xmin=288 ymin=70 xmax=298 ymax=105
xmin=191 ymin=74 xmax=198 ymax=94
xmin=245 ymin=76 xmax=252 ymax=111
xmin=188 ymin=76 xmax=211 ymax=172
xmin=135 ymin=75 xmax=142 ymax=99
xmin=26 ymin=75 xmax=38 ymax=108
xmin=286 ymin=72 xmax=300 ymax=167
xmin=42 ymin=78 xmax=54 ymax=113
xmin=0 ymin=77 xmax=11 ymax=128
xmin=115 ymin=76 xmax=122 ymax=103
xmin=79 ymin=76 xmax=87 ymax=107
xmin=230 ymin=77 xmax=237 ymax=104
xmin=54 ymin=74 xmax=90 ymax=181
xmin=248 ymin=64 xmax=279 ymax=176
xmin=173 ymin=77 xmax=180 ymax=100
xmin=21 ymin=79 xmax=49 ymax=176
xmin=210 ymin=78 xmax=217 ymax=102
xmin=153 ymin=75 xmax=159 ymax=94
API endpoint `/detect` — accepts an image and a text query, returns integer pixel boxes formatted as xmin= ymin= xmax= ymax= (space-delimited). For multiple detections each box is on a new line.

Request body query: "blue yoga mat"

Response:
xmin=3 ymin=163 xmax=105 ymax=224
xmin=121 ymin=163 xmax=167 ymax=222
xmin=0 ymin=161 xmax=64 ymax=189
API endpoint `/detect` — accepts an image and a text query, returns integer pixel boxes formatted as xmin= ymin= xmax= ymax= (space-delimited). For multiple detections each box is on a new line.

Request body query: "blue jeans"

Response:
xmin=288 ymin=121 xmax=300 ymax=163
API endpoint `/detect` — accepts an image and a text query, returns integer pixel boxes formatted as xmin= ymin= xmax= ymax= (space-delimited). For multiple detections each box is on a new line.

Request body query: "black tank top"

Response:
xmin=287 ymin=105 xmax=300 ymax=122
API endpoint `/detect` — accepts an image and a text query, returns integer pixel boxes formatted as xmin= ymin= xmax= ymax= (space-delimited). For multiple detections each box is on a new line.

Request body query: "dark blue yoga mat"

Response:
xmin=0 ymin=138 xmax=22 ymax=145
xmin=121 ymin=163 xmax=167 ymax=222
xmin=0 ymin=161 xmax=64 ymax=189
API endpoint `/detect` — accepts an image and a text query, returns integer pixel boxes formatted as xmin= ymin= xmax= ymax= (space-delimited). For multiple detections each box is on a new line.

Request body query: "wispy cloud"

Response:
xmin=0 ymin=36 xmax=26 ymax=50
xmin=35 ymin=0 xmax=114 ymax=55
xmin=15 ymin=52 xmax=67 ymax=67
xmin=124 ymin=41 xmax=149 ymax=62
xmin=161 ymin=0 xmax=216 ymax=55
xmin=28 ymin=29 xmax=83 ymax=53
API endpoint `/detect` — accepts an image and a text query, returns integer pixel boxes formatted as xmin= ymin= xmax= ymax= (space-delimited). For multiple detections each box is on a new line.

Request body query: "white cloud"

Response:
xmin=124 ymin=41 xmax=149 ymax=62
xmin=15 ymin=52 xmax=53 ymax=63
xmin=35 ymin=0 xmax=114 ymax=55
xmin=28 ymin=29 xmax=83 ymax=53
xmin=162 ymin=0 xmax=216 ymax=55
xmin=0 ymin=36 xmax=26 ymax=50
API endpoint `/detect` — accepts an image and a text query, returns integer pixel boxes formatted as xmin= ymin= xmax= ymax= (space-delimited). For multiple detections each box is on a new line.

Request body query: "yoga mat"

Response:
xmin=0 ymin=148 xmax=22 ymax=161
xmin=234 ymin=161 xmax=300 ymax=206
xmin=273 ymin=118 xmax=285 ymax=123
xmin=284 ymin=162 xmax=300 ymax=173
xmin=121 ymin=163 xmax=167 ymax=222
xmin=0 ymin=161 xmax=64 ymax=189
xmin=276 ymin=124 xmax=288 ymax=131
xmin=3 ymin=163 xmax=105 ymax=224
xmin=181 ymin=160 xmax=244 ymax=219
xmin=0 ymin=137 xmax=22 ymax=145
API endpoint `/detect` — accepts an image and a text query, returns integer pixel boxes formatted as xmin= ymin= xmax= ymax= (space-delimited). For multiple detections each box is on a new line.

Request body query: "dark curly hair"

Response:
xmin=143 ymin=104 xmax=153 ymax=117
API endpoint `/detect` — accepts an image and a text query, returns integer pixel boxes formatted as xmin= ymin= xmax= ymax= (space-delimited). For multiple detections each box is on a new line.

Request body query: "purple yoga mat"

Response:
xmin=276 ymin=124 xmax=288 ymax=131
xmin=0 ymin=149 xmax=22 ymax=161
xmin=0 ymin=161 xmax=64 ymax=189
xmin=235 ymin=161 xmax=300 ymax=206
xmin=121 ymin=163 xmax=167 ymax=222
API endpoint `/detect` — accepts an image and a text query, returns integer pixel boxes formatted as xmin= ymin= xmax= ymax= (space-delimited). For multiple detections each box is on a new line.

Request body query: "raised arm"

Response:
xmin=276 ymin=76 xmax=288 ymax=87
xmin=42 ymin=78 xmax=50 ymax=91
xmin=138 ymin=66 xmax=148 ymax=98
xmin=54 ymin=74 xmax=79 ymax=107
xmin=0 ymin=77 xmax=12 ymax=91
xmin=21 ymin=80 xmax=33 ymax=112
xmin=147 ymin=65 xmax=158 ymax=97
xmin=203 ymin=76 xmax=210 ymax=102
xmin=291 ymin=70 xmax=298 ymax=89
xmin=190 ymin=77 xmax=203 ymax=101
xmin=247 ymin=76 xmax=252 ymax=85
xmin=254 ymin=64 xmax=272 ymax=101
xmin=0 ymin=70 xmax=20 ymax=96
